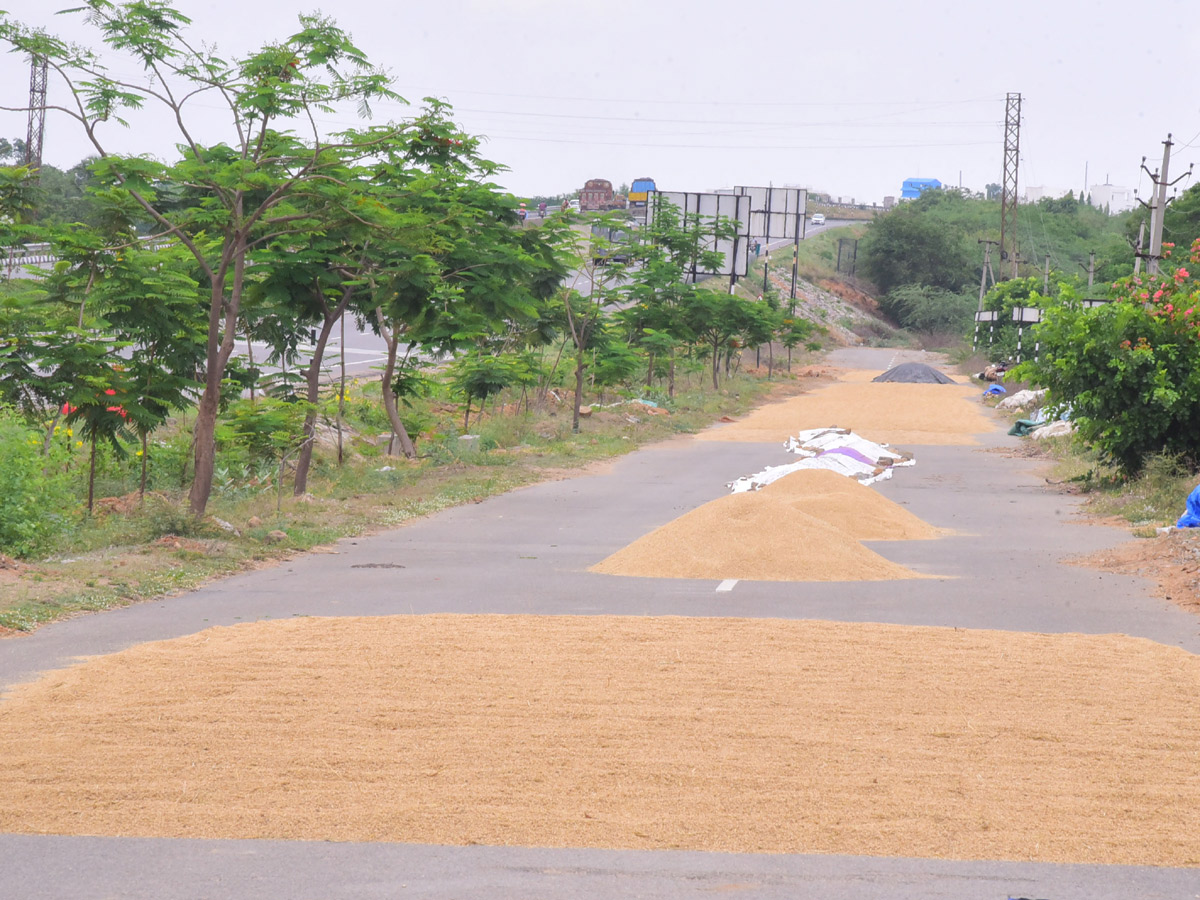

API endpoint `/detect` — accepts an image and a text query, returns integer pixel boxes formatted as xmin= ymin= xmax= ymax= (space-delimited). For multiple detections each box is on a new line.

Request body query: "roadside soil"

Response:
xmin=1070 ymin=528 xmax=1200 ymax=612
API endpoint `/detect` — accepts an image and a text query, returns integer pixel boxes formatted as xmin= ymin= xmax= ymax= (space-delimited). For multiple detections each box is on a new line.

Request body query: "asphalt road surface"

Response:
xmin=2 ymin=346 xmax=1198 ymax=899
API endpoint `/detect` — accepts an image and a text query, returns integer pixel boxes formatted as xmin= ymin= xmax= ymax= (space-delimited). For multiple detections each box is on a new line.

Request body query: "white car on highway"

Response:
xmin=811 ymin=213 xmax=826 ymax=226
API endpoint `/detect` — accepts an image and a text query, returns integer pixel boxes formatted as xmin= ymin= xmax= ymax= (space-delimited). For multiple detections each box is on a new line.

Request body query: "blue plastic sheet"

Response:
xmin=1178 ymin=484 xmax=1200 ymax=528
xmin=983 ymin=384 xmax=1007 ymax=396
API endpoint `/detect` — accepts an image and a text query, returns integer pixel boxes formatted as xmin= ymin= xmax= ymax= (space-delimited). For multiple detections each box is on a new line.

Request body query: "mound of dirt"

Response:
xmin=761 ymin=468 xmax=947 ymax=541
xmin=590 ymin=490 xmax=931 ymax=582
xmin=872 ymin=362 xmax=957 ymax=384
xmin=3 ymin=614 xmax=1200 ymax=866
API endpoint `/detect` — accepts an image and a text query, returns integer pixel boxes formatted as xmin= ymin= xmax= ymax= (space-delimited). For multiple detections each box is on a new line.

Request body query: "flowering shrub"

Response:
xmin=0 ymin=407 xmax=77 ymax=557
xmin=1013 ymin=238 xmax=1200 ymax=473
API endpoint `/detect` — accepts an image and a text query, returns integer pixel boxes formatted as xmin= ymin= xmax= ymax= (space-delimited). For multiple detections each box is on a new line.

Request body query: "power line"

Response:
xmin=453 ymin=107 xmax=1002 ymax=127
xmin=395 ymin=86 xmax=1005 ymax=109
xmin=479 ymin=135 xmax=997 ymax=151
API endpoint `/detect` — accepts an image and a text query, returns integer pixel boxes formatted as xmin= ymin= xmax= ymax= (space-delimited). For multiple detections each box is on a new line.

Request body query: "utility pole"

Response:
xmin=1133 ymin=219 xmax=1146 ymax=275
xmin=1137 ymin=134 xmax=1193 ymax=275
xmin=1079 ymin=251 xmax=1095 ymax=290
xmin=999 ymin=92 xmax=1022 ymax=280
xmin=24 ymin=54 xmax=48 ymax=175
xmin=977 ymin=239 xmax=997 ymax=311
xmin=1042 ymin=254 xmax=1050 ymax=294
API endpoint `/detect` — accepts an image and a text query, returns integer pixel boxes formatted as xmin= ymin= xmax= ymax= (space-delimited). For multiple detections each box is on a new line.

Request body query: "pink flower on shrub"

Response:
xmin=1154 ymin=290 xmax=1164 ymax=300
xmin=1176 ymin=268 xmax=1190 ymax=282
xmin=102 ymin=388 xmax=127 ymax=418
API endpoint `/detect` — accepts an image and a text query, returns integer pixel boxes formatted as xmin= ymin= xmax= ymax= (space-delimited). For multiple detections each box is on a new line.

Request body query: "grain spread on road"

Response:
xmin=697 ymin=369 xmax=994 ymax=445
xmin=759 ymin=468 xmax=950 ymax=541
xmin=1 ymin=614 xmax=1198 ymax=866
xmin=590 ymin=473 xmax=941 ymax=582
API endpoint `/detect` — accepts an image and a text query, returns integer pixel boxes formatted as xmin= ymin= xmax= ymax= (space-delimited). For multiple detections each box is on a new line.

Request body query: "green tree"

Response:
xmin=542 ymin=212 xmax=629 ymax=431
xmin=369 ymin=109 xmax=562 ymax=452
xmin=0 ymin=138 xmax=26 ymax=163
xmin=1 ymin=2 xmax=400 ymax=517
xmin=1163 ymin=183 xmax=1200 ymax=253
xmin=622 ymin=199 xmax=736 ymax=396
xmin=858 ymin=204 xmax=973 ymax=294
xmin=882 ymin=284 xmax=976 ymax=334
xmin=679 ymin=289 xmax=758 ymax=390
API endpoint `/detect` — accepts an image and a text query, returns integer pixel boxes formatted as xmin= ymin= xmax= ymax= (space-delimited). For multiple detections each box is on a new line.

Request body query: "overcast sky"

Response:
xmin=2 ymin=0 xmax=1198 ymax=205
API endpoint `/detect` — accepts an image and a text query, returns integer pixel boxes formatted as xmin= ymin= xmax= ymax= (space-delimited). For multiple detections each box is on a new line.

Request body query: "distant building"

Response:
xmin=1089 ymin=183 xmax=1135 ymax=214
xmin=901 ymin=178 xmax=941 ymax=199
xmin=1022 ymin=185 xmax=1073 ymax=204
xmin=883 ymin=196 xmax=896 ymax=210
xmin=580 ymin=178 xmax=614 ymax=212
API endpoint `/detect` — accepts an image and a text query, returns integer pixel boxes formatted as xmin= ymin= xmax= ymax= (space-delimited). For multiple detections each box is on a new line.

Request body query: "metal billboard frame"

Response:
xmin=646 ymin=190 xmax=751 ymax=285
xmin=734 ymin=186 xmax=808 ymax=302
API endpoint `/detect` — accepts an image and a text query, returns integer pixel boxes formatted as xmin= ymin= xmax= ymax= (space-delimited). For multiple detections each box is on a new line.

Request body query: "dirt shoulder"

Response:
xmin=0 ymin=371 xmax=828 ymax=635
xmin=1068 ymin=528 xmax=1200 ymax=612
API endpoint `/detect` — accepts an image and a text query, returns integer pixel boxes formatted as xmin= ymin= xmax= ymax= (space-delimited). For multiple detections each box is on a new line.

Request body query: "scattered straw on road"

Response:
xmin=2 ymin=615 xmax=1198 ymax=866
xmin=698 ymin=375 xmax=995 ymax=445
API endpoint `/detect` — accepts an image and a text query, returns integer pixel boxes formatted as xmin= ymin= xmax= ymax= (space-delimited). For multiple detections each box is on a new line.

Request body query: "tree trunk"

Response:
xmin=87 ymin=432 xmax=97 ymax=514
xmin=711 ymin=340 xmax=720 ymax=390
xmin=463 ymin=397 xmax=472 ymax=432
xmin=244 ymin=323 xmax=256 ymax=404
xmin=539 ymin=340 xmax=567 ymax=405
xmin=337 ymin=313 xmax=346 ymax=466
xmin=188 ymin=385 xmax=221 ymax=517
xmin=188 ymin=237 xmax=243 ymax=518
xmin=767 ymin=340 xmax=774 ymax=380
xmin=139 ymin=431 xmax=149 ymax=499
xmin=646 ymin=352 xmax=654 ymax=387
xmin=41 ymin=410 xmax=61 ymax=457
xmin=668 ymin=349 xmax=676 ymax=398
xmin=572 ymin=349 xmax=585 ymax=433
xmin=293 ymin=300 xmax=347 ymax=496
xmin=375 ymin=309 xmax=417 ymax=458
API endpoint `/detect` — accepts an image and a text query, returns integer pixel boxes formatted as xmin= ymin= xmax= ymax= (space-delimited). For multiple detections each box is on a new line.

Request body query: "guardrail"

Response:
xmin=3 ymin=237 xmax=177 ymax=279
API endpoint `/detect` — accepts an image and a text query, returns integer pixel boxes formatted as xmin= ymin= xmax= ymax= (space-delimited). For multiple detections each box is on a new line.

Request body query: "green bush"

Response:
xmin=882 ymin=284 xmax=976 ymax=333
xmin=0 ymin=409 xmax=79 ymax=557
xmin=1015 ymin=249 xmax=1200 ymax=474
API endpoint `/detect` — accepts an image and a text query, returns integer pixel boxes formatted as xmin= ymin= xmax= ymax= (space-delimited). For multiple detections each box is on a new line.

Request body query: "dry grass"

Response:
xmin=2 ymin=615 xmax=1199 ymax=866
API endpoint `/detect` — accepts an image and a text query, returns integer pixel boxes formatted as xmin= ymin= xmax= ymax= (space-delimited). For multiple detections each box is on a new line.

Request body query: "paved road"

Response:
xmin=3 ymin=346 xmax=1198 ymax=899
